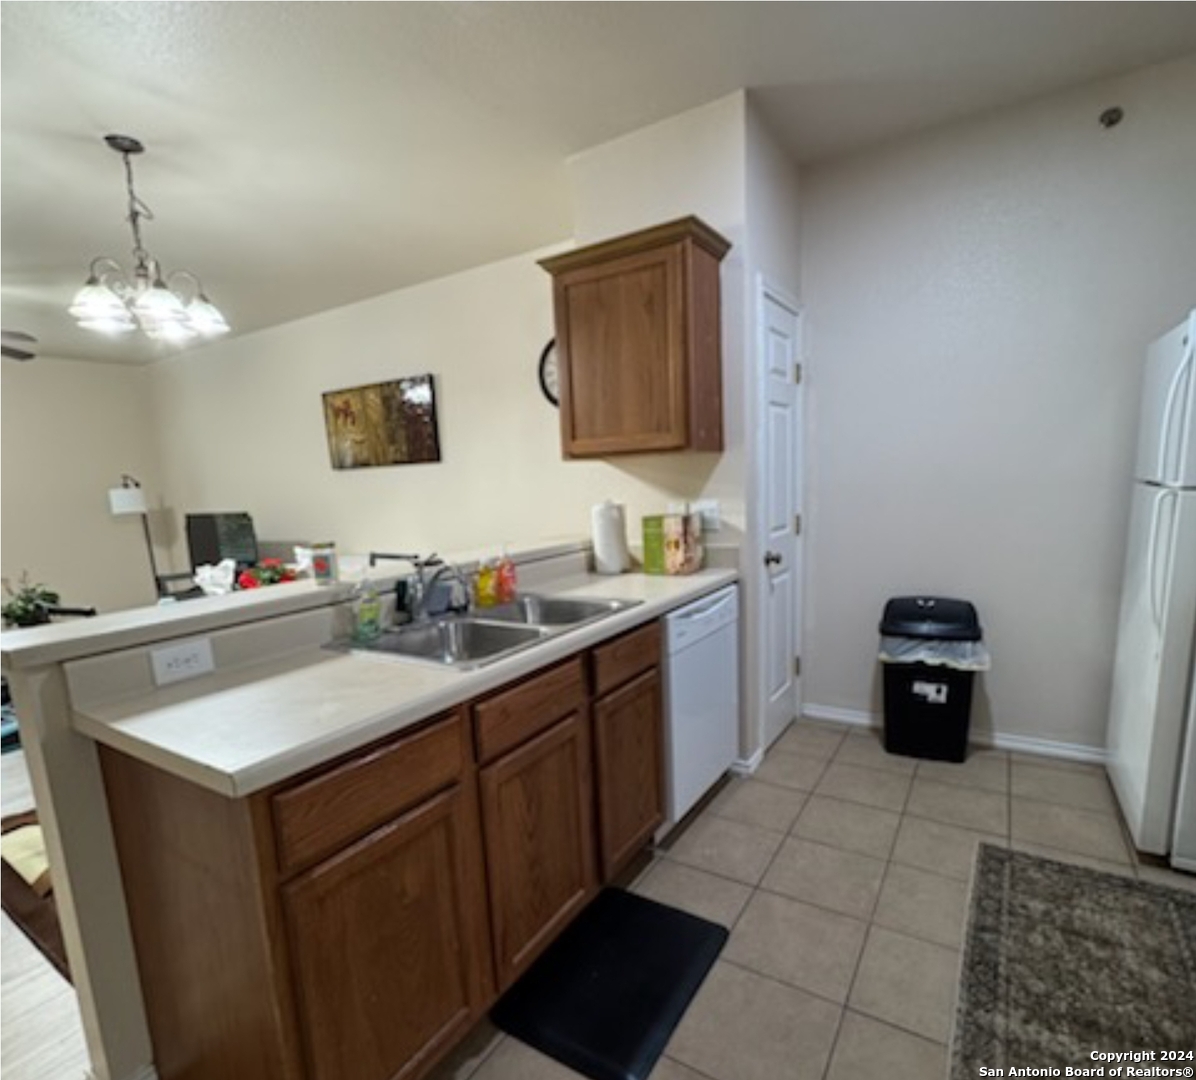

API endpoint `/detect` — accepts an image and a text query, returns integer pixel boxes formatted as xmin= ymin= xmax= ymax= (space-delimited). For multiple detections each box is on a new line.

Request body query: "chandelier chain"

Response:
xmin=120 ymin=151 xmax=154 ymax=271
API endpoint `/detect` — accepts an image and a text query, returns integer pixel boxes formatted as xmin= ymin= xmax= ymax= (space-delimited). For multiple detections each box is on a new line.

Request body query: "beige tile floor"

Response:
xmin=3 ymin=724 xmax=1195 ymax=1080
xmin=430 ymin=721 xmax=1196 ymax=1080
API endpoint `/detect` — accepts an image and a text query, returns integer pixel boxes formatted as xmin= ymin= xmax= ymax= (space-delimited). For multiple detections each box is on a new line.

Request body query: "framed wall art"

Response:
xmin=322 ymin=374 xmax=441 ymax=470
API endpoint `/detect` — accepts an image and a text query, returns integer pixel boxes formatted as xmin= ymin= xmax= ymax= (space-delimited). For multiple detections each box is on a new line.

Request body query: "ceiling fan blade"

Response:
xmin=1 ymin=329 xmax=38 ymax=361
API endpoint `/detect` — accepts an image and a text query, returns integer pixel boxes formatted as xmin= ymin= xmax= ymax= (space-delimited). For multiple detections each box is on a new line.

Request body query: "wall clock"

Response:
xmin=538 ymin=339 xmax=559 ymax=407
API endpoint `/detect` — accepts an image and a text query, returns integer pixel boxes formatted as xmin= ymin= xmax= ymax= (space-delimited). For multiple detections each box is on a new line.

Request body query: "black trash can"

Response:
xmin=879 ymin=597 xmax=984 ymax=763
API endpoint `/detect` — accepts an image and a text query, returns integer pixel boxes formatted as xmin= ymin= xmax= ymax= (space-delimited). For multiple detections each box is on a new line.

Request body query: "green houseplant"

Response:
xmin=1 ymin=576 xmax=60 ymax=627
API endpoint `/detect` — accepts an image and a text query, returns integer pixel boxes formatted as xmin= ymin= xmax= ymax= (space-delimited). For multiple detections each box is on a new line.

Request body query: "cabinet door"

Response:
xmin=282 ymin=785 xmax=492 ymax=1080
xmin=593 ymin=667 xmax=665 ymax=880
xmin=479 ymin=712 xmax=597 ymax=989
xmin=554 ymin=243 xmax=688 ymax=456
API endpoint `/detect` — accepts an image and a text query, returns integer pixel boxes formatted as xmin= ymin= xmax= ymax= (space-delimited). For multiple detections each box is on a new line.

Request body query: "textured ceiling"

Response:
xmin=4 ymin=2 xmax=1196 ymax=365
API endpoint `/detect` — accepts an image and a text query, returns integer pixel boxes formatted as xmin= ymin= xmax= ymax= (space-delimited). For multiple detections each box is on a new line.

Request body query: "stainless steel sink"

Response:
xmin=346 ymin=617 xmax=548 ymax=670
xmin=480 ymin=594 xmax=639 ymax=628
xmin=333 ymin=591 xmax=642 ymax=670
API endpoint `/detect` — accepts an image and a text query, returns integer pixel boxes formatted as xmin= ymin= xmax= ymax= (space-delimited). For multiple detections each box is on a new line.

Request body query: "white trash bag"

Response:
xmin=879 ymin=635 xmax=991 ymax=672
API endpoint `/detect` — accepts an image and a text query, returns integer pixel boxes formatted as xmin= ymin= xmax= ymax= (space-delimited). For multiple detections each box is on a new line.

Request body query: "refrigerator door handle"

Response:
xmin=1157 ymin=341 xmax=1193 ymax=485
xmin=1148 ymin=489 xmax=1176 ymax=633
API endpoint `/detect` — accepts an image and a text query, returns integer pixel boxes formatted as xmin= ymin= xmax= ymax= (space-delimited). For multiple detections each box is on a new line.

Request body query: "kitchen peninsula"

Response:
xmin=0 ymin=541 xmax=737 ymax=1080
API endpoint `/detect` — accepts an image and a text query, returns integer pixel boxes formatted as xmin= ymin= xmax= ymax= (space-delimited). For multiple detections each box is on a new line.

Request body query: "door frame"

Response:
xmin=745 ymin=275 xmax=804 ymax=765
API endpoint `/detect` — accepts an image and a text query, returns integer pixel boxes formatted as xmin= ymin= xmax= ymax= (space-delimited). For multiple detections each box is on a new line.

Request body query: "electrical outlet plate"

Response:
xmin=692 ymin=498 xmax=721 ymax=532
xmin=150 ymin=638 xmax=215 ymax=687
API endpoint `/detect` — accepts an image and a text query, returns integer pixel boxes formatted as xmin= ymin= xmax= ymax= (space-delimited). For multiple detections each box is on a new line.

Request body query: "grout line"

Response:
xmin=717 ymin=955 xmax=854 ymax=1022
xmin=658 ymin=1053 xmax=724 ymax=1080
xmin=657 ymin=843 xmax=781 ymax=892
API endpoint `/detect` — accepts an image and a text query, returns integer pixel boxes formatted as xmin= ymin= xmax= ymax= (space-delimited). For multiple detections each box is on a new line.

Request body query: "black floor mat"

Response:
xmin=491 ymin=888 xmax=727 ymax=1080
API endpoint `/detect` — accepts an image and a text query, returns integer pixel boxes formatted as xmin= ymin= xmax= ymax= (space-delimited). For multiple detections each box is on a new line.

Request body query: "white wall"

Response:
xmin=745 ymin=102 xmax=802 ymax=295
xmin=1 ymin=357 xmax=163 ymax=613
xmin=567 ymin=90 xmax=750 ymax=541
xmin=148 ymin=244 xmax=727 ymax=574
xmin=799 ymin=54 xmax=1196 ymax=749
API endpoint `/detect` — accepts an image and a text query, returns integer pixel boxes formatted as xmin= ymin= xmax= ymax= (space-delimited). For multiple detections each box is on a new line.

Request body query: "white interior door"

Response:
xmin=759 ymin=285 xmax=802 ymax=750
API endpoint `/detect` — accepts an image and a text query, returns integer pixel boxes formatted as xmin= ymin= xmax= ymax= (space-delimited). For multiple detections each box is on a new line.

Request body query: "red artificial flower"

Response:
xmin=235 ymin=559 xmax=298 ymax=590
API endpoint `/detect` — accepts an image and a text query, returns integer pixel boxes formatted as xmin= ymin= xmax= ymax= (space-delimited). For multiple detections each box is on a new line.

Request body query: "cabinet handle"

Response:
xmin=763 ymin=551 xmax=782 ymax=568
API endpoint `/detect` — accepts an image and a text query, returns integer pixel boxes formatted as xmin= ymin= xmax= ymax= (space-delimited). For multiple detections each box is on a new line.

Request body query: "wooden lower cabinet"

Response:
xmin=101 ymin=709 xmax=493 ymax=1080
xmin=100 ymin=621 xmax=668 ymax=1080
xmin=592 ymin=667 xmax=665 ymax=879
xmin=283 ymin=785 xmax=492 ymax=1080
xmin=479 ymin=711 xmax=597 ymax=990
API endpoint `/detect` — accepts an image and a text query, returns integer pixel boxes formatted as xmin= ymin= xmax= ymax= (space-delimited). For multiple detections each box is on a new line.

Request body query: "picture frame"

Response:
xmin=322 ymin=373 xmax=441 ymax=470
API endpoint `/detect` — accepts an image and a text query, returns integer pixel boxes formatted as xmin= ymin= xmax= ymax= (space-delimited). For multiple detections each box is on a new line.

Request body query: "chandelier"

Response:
xmin=69 ymin=135 xmax=229 ymax=342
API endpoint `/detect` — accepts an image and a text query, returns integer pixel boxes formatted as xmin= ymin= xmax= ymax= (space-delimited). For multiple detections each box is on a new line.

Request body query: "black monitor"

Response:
xmin=186 ymin=512 xmax=259 ymax=570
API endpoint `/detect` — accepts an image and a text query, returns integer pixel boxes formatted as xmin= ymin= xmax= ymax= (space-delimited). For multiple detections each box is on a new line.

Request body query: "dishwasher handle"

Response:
xmin=666 ymin=586 xmax=738 ymax=650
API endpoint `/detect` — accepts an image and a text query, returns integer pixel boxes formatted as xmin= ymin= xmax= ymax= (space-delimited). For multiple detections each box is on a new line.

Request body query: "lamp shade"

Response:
xmin=109 ymin=486 xmax=148 ymax=516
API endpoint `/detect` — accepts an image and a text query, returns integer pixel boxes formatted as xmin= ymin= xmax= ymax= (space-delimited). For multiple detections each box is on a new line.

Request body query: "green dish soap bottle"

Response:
xmin=353 ymin=578 xmax=383 ymax=642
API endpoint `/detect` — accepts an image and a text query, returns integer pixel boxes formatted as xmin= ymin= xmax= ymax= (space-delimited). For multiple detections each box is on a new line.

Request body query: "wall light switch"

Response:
xmin=150 ymin=638 xmax=215 ymax=687
xmin=692 ymin=499 xmax=721 ymax=532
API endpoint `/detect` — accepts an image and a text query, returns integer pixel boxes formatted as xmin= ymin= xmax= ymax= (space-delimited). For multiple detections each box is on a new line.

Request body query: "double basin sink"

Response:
xmin=339 ymin=594 xmax=641 ymax=670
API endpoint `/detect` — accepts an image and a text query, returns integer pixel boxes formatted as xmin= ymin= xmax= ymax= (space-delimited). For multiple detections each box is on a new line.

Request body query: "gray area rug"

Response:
xmin=952 ymin=845 xmax=1196 ymax=1077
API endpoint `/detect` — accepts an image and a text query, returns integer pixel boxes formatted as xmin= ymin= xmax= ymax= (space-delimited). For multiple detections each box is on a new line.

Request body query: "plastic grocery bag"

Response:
xmin=194 ymin=559 xmax=237 ymax=596
xmin=879 ymin=635 xmax=991 ymax=671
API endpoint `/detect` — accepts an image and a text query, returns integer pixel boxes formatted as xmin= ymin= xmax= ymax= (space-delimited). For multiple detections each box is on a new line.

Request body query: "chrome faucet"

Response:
xmin=367 ymin=552 xmax=471 ymax=623
xmin=422 ymin=562 xmax=473 ymax=620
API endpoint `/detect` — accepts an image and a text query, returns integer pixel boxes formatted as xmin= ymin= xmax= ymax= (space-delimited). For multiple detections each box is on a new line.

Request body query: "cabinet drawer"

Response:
xmin=474 ymin=657 xmax=586 ymax=765
xmin=272 ymin=710 xmax=467 ymax=876
xmin=592 ymin=621 xmax=661 ymax=697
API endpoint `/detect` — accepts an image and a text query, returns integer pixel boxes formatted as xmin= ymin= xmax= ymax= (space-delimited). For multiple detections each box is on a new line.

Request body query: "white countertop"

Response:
xmin=70 ymin=570 xmax=738 ymax=798
xmin=0 ymin=537 xmax=593 ymax=672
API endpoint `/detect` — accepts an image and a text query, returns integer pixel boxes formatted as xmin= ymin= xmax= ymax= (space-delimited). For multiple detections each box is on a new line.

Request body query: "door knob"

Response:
xmin=764 ymin=551 xmax=782 ymax=568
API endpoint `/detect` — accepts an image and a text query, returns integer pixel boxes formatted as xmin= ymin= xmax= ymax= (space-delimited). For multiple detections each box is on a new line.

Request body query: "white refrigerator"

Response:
xmin=1107 ymin=308 xmax=1196 ymax=869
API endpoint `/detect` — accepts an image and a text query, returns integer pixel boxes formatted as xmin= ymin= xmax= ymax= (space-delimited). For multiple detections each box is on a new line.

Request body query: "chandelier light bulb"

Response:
xmin=68 ymin=280 xmax=128 ymax=321
xmin=78 ymin=316 xmax=137 ymax=335
xmin=133 ymin=281 xmax=189 ymax=322
xmin=186 ymin=295 xmax=230 ymax=336
xmin=70 ymin=135 xmax=228 ymax=344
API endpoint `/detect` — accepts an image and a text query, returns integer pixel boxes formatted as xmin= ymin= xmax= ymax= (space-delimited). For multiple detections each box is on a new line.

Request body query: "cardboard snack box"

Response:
xmin=642 ymin=512 xmax=704 ymax=575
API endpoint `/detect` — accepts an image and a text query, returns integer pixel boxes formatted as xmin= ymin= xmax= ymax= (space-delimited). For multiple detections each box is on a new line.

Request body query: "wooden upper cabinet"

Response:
xmin=539 ymin=216 xmax=731 ymax=457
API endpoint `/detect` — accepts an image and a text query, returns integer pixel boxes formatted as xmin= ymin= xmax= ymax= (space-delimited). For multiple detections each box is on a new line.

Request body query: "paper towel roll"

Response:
xmin=591 ymin=500 xmax=630 ymax=575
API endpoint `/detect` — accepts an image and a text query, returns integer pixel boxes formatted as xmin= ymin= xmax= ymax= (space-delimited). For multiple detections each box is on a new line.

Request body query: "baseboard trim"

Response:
xmin=801 ymin=704 xmax=875 ymax=729
xmin=800 ymin=703 xmax=1107 ymax=766
xmin=980 ymin=732 xmax=1107 ymax=765
xmin=732 ymin=748 xmax=764 ymax=774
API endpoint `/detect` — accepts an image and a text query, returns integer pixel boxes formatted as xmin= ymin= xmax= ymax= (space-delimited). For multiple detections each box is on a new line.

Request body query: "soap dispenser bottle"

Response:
xmin=497 ymin=548 xmax=518 ymax=604
xmin=353 ymin=577 xmax=383 ymax=642
xmin=474 ymin=560 xmax=499 ymax=608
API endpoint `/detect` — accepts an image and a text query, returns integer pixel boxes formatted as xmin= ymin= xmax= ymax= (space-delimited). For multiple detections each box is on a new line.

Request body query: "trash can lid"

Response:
xmin=879 ymin=597 xmax=982 ymax=641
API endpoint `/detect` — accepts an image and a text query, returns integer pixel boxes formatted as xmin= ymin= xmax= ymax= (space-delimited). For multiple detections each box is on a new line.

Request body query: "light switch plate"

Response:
xmin=150 ymin=638 xmax=215 ymax=686
xmin=692 ymin=498 xmax=721 ymax=532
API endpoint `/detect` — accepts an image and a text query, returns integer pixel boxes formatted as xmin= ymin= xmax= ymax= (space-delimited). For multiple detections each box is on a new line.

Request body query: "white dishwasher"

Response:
xmin=662 ymin=584 xmax=740 ymax=830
